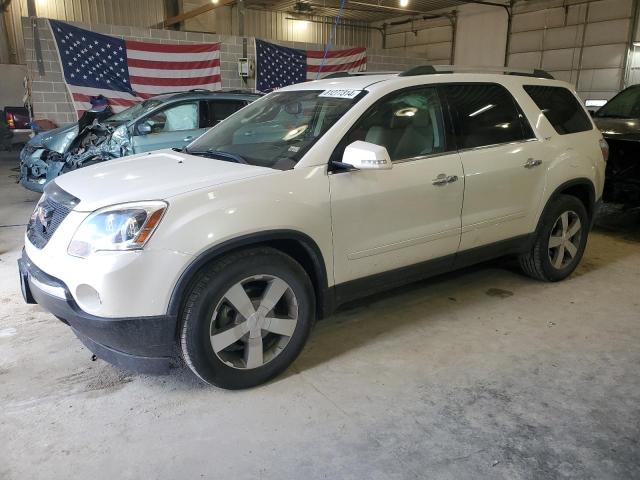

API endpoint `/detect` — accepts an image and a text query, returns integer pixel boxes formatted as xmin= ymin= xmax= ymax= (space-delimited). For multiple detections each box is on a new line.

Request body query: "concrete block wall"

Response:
xmin=23 ymin=17 xmax=428 ymax=125
xmin=509 ymin=0 xmax=634 ymax=101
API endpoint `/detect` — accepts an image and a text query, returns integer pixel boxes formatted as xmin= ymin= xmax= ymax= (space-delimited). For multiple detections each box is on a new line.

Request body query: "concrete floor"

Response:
xmin=1 ymin=151 xmax=639 ymax=480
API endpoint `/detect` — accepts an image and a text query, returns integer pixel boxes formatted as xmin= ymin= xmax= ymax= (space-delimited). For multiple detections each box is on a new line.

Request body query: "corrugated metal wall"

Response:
xmin=4 ymin=0 xmax=166 ymax=64
xmin=245 ymin=9 xmax=371 ymax=46
xmin=508 ymin=0 xmax=636 ymax=101
xmin=183 ymin=2 xmax=371 ymax=47
xmin=371 ymin=16 xmax=453 ymax=62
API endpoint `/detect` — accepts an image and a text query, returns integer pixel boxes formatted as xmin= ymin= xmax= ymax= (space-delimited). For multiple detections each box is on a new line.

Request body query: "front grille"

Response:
xmin=26 ymin=183 xmax=79 ymax=249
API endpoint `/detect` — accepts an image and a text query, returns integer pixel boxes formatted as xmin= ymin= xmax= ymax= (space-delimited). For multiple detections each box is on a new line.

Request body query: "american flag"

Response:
xmin=49 ymin=20 xmax=221 ymax=116
xmin=256 ymin=39 xmax=366 ymax=92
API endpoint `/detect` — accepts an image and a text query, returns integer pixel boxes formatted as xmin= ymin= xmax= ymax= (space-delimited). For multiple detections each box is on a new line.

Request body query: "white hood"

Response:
xmin=54 ymin=150 xmax=276 ymax=211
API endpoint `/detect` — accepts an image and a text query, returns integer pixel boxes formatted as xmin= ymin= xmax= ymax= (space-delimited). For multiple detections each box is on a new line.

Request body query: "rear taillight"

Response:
xmin=6 ymin=113 xmax=15 ymax=129
xmin=599 ymin=138 xmax=609 ymax=163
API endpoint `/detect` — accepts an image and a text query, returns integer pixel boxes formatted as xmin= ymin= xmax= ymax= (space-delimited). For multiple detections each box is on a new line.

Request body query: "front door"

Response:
xmin=329 ymin=86 xmax=464 ymax=286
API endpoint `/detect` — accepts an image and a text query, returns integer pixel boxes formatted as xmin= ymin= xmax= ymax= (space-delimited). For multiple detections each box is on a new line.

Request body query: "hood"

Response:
xmin=593 ymin=117 xmax=640 ymax=141
xmin=30 ymin=124 xmax=79 ymax=153
xmin=54 ymin=149 xmax=276 ymax=211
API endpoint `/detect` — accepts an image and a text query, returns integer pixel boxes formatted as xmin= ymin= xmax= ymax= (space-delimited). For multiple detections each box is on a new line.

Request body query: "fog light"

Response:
xmin=76 ymin=284 xmax=101 ymax=310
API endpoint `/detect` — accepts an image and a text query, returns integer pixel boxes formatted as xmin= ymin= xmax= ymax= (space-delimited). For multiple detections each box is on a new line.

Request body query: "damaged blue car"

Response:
xmin=19 ymin=90 xmax=260 ymax=192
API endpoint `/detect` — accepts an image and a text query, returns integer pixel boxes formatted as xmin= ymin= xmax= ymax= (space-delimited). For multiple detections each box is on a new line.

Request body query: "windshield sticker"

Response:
xmin=318 ymin=89 xmax=362 ymax=99
xmin=288 ymin=146 xmax=300 ymax=152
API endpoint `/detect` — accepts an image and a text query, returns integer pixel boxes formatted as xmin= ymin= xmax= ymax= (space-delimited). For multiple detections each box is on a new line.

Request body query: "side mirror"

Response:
xmin=137 ymin=121 xmax=152 ymax=135
xmin=341 ymin=140 xmax=392 ymax=170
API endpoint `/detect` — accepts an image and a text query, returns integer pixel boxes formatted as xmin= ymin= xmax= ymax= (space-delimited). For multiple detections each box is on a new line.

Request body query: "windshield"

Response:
xmin=104 ymin=99 xmax=163 ymax=123
xmin=596 ymin=86 xmax=640 ymax=118
xmin=186 ymin=90 xmax=364 ymax=169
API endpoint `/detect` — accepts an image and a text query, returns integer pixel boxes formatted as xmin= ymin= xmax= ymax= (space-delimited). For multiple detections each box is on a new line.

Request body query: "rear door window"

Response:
xmin=524 ymin=85 xmax=592 ymax=135
xmin=203 ymin=100 xmax=246 ymax=127
xmin=443 ymin=83 xmax=534 ymax=149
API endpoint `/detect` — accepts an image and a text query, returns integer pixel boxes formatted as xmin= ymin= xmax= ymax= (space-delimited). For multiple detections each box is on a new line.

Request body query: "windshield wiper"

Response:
xmin=185 ymin=148 xmax=248 ymax=164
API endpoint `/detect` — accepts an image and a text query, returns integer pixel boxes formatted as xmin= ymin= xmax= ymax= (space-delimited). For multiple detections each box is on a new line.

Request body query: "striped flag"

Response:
xmin=49 ymin=19 xmax=221 ymax=116
xmin=256 ymin=39 xmax=366 ymax=92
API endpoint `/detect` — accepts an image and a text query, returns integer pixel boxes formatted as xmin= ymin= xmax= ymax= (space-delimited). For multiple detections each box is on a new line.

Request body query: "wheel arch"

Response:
xmin=544 ymin=178 xmax=596 ymax=223
xmin=167 ymin=230 xmax=331 ymax=323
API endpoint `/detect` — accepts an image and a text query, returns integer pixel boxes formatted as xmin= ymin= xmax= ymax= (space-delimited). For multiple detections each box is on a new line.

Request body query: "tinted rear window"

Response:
xmin=524 ymin=85 xmax=592 ymax=135
xmin=443 ymin=84 xmax=534 ymax=149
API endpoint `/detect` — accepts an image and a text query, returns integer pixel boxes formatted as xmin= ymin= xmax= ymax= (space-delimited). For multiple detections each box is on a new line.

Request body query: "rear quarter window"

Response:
xmin=524 ymin=85 xmax=592 ymax=135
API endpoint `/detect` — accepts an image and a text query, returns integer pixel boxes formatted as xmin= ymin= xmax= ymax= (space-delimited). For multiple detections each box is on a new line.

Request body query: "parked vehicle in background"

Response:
xmin=19 ymin=90 xmax=261 ymax=192
xmin=592 ymin=84 xmax=640 ymax=205
xmin=4 ymin=106 xmax=31 ymax=147
xmin=19 ymin=67 xmax=606 ymax=389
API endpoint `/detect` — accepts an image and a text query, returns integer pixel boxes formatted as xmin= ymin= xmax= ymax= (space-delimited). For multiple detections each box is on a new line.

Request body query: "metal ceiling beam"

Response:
xmin=347 ymin=0 xmax=451 ymax=15
xmin=163 ymin=0 xmax=236 ymax=28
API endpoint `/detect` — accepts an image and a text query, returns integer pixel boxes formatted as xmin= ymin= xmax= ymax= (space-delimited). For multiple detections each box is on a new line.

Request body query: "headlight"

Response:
xmin=68 ymin=201 xmax=167 ymax=258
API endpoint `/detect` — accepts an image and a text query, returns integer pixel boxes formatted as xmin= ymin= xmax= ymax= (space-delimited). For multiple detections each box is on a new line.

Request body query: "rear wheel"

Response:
xmin=180 ymin=247 xmax=315 ymax=389
xmin=519 ymin=194 xmax=589 ymax=282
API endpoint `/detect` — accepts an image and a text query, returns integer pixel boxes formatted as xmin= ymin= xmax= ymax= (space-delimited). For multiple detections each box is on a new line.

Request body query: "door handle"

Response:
xmin=183 ymin=136 xmax=194 ymax=142
xmin=432 ymin=173 xmax=459 ymax=186
xmin=523 ymin=158 xmax=542 ymax=169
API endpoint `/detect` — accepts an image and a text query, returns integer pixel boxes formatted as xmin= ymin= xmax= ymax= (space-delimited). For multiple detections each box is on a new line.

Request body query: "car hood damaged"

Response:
xmin=19 ymin=120 xmax=131 ymax=193
xmin=64 ymin=122 xmax=131 ymax=169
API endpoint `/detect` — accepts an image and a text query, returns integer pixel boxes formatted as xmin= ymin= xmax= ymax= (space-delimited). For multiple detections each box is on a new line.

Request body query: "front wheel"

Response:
xmin=180 ymin=247 xmax=315 ymax=389
xmin=519 ymin=194 xmax=590 ymax=282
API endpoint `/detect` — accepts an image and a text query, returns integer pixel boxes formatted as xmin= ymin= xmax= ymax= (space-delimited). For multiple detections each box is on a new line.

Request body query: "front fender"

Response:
xmin=146 ymin=165 xmax=334 ymax=314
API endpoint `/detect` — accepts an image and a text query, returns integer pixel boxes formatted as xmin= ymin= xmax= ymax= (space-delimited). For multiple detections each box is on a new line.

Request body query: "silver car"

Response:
xmin=19 ymin=90 xmax=261 ymax=192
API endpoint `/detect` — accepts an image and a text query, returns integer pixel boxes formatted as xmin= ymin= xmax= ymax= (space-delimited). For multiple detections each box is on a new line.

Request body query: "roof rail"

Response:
xmin=323 ymin=71 xmax=400 ymax=79
xmin=399 ymin=65 xmax=554 ymax=79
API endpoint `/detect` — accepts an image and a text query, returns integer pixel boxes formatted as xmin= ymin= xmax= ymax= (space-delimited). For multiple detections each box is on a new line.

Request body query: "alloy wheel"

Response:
xmin=209 ymin=275 xmax=299 ymax=369
xmin=548 ymin=210 xmax=582 ymax=270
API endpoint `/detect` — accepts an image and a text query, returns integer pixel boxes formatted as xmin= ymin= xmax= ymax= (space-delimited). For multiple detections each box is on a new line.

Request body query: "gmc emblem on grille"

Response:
xmin=37 ymin=204 xmax=54 ymax=231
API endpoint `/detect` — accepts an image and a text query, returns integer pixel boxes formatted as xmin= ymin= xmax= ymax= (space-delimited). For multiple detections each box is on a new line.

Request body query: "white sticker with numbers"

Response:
xmin=318 ymin=89 xmax=362 ymax=99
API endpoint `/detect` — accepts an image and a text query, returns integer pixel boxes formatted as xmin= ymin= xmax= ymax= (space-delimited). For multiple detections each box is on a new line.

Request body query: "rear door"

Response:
xmin=131 ymin=101 xmax=203 ymax=152
xmin=442 ymin=83 xmax=548 ymax=251
xmin=329 ymin=86 xmax=464 ymax=285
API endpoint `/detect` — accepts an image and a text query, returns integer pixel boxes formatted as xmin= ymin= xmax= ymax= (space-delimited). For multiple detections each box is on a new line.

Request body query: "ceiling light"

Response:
xmin=293 ymin=19 xmax=309 ymax=31
xmin=211 ymin=0 xmax=219 ymax=4
xmin=399 ymin=0 xmax=409 ymax=7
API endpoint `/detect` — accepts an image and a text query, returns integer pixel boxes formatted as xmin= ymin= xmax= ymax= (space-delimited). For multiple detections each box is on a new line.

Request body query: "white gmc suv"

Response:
xmin=19 ymin=66 xmax=607 ymax=389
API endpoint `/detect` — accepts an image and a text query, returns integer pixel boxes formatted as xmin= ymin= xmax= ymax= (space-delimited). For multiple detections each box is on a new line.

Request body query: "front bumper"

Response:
xmin=19 ymin=146 xmax=65 ymax=193
xmin=18 ymin=250 xmax=178 ymax=374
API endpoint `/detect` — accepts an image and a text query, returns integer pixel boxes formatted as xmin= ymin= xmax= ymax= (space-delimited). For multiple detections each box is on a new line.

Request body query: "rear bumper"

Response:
xmin=18 ymin=250 xmax=177 ymax=374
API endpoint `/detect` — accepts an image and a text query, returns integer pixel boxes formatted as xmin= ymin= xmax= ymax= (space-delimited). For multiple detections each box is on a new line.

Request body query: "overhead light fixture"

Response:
xmin=399 ymin=0 xmax=409 ymax=7
xmin=293 ymin=19 xmax=309 ymax=31
xmin=211 ymin=0 xmax=219 ymax=4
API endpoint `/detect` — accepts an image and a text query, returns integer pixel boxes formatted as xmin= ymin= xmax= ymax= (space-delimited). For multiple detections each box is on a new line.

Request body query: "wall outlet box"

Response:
xmin=238 ymin=58 xmax=255 ymax=78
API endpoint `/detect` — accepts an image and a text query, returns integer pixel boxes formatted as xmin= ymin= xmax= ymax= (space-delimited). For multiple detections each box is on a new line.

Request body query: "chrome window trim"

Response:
xmin=391 ymin=137 xmax=540 ymax=164
xmin=456 ymin=137 xmax=539 ymax=154
xmin=392 ymin=149 xmax=457 ymax=164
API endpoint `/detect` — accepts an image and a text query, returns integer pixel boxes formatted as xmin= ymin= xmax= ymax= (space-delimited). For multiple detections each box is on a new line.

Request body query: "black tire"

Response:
xmin=519 ymin=194 xmax=590 ymax=282
xmin=180 ymin=247 xmax=315 ymax=389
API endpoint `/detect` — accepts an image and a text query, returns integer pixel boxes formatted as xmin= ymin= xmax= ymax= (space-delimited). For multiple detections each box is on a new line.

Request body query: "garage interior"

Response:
xmin=1 ymin=0 xmax=640 ymax=478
